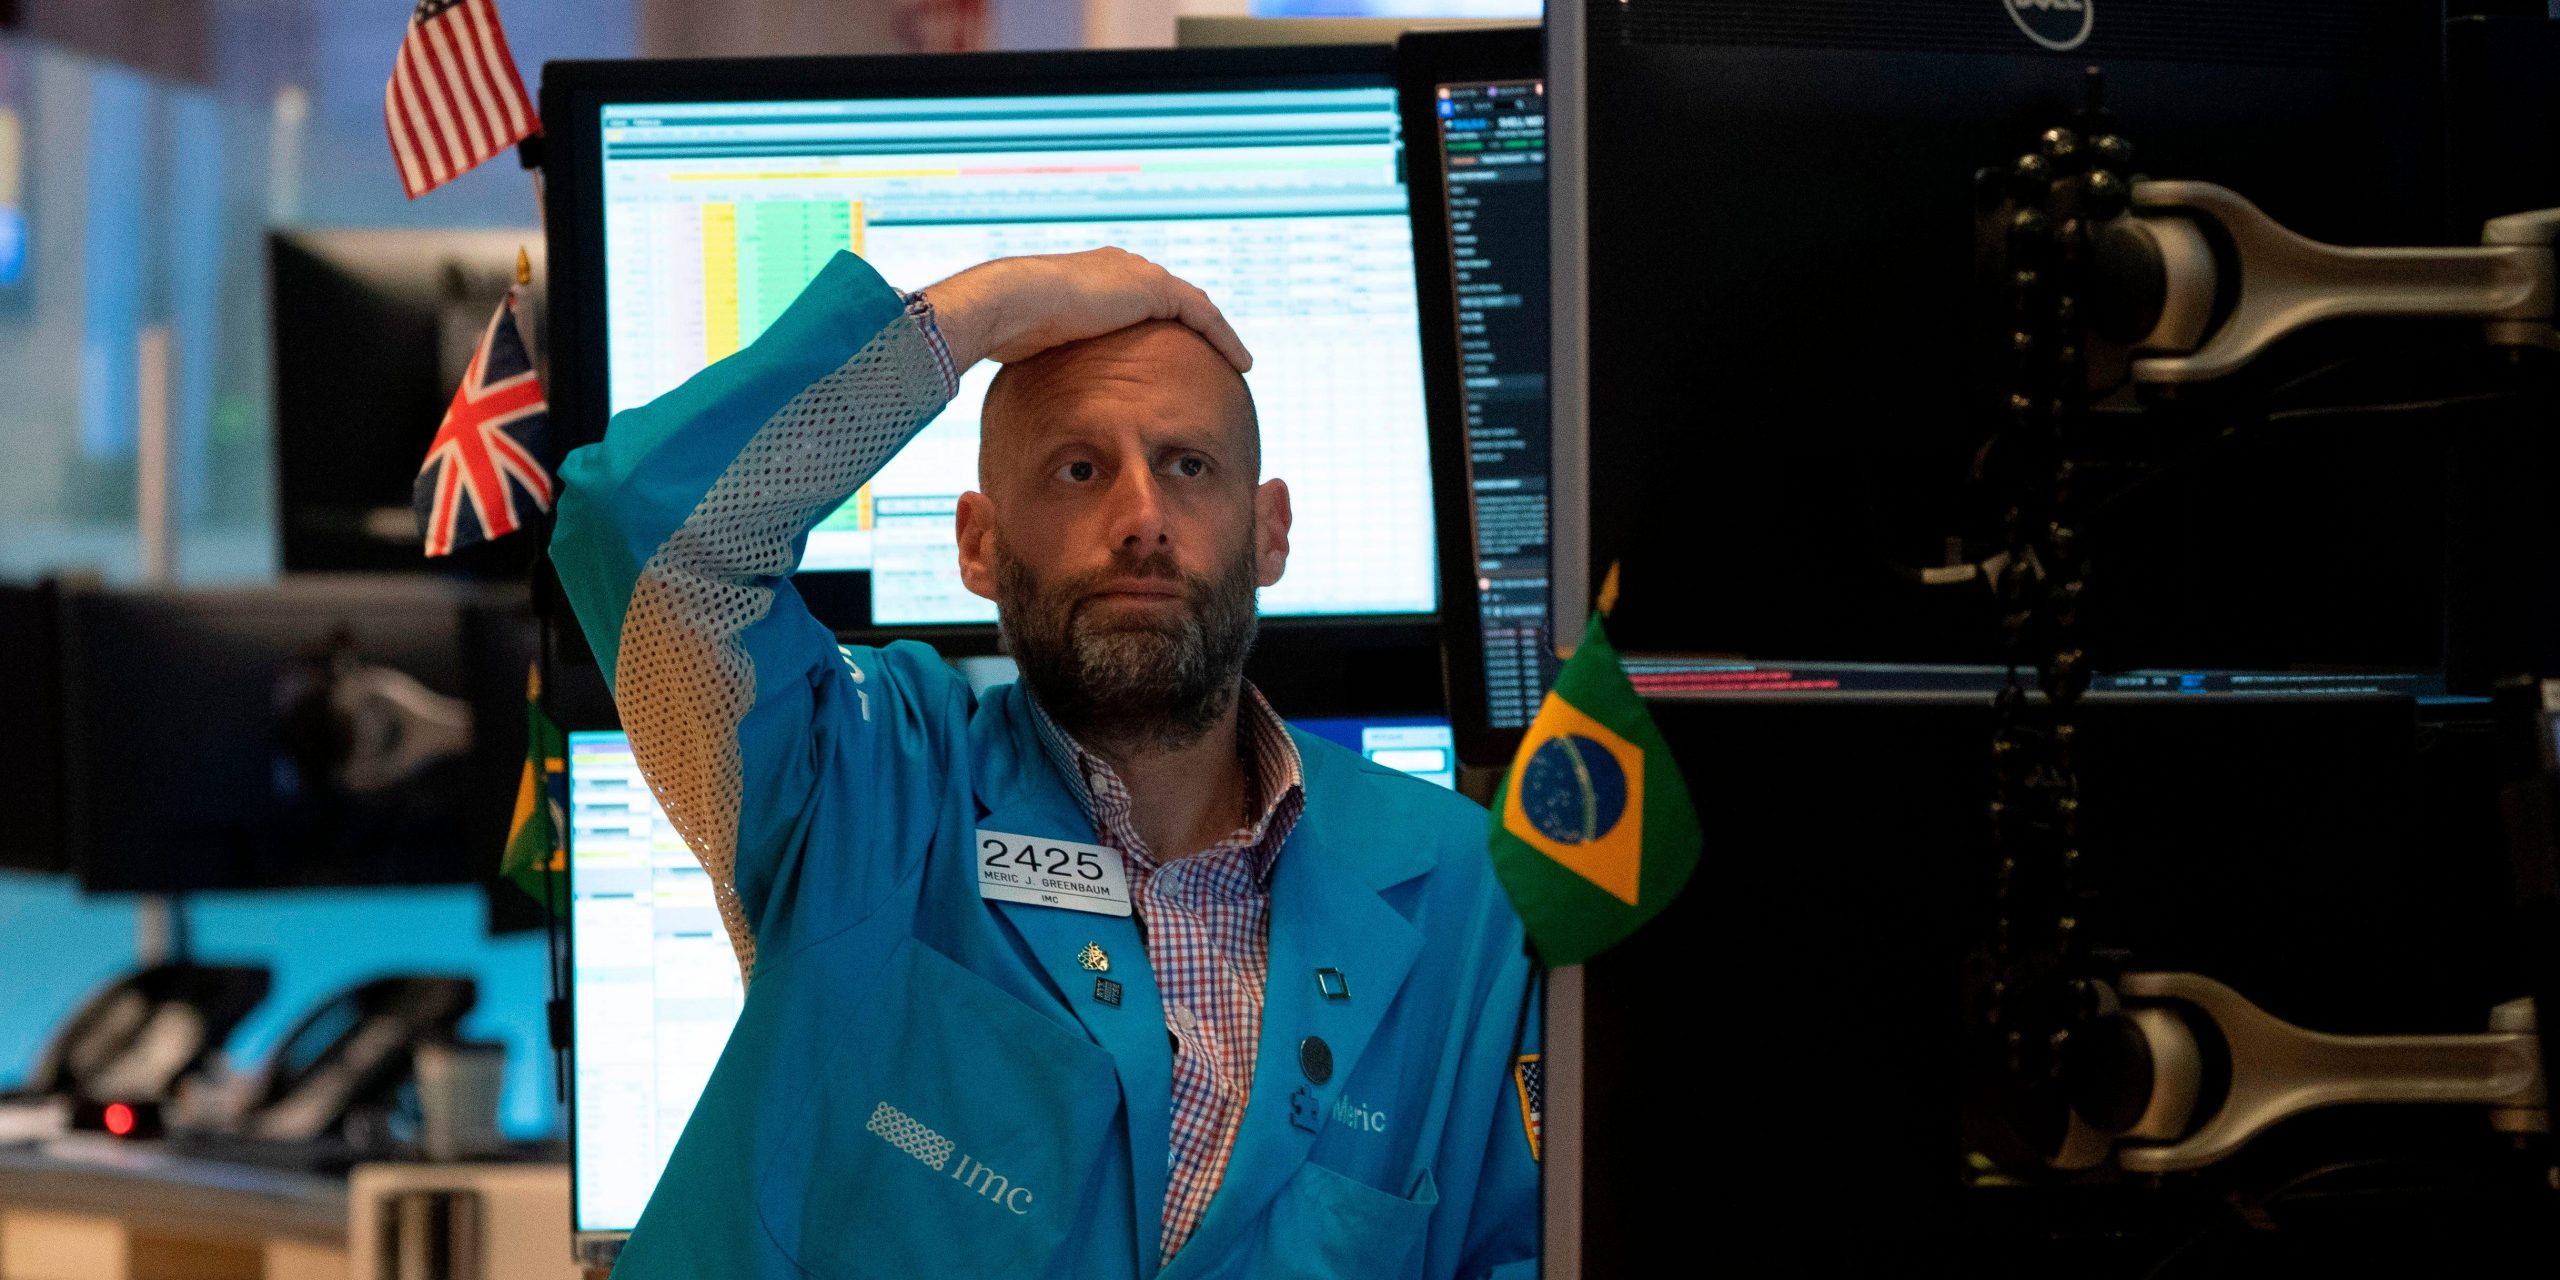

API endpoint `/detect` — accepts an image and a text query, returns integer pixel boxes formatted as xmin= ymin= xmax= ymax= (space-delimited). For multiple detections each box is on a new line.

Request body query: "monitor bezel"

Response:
xmin=539 ymin=45 xmax=1445 ymax=652
xmin=1394 ymin=25 xmax=1545 ymax=770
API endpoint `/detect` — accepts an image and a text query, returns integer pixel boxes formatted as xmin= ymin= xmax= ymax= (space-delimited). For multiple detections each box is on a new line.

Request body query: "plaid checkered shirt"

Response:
xmin=1025 ymin=684 xmax=1306 ymax=1264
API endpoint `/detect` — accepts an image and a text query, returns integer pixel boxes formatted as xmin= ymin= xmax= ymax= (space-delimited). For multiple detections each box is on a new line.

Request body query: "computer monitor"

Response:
xmin=0 ymin=580 xmax=68 ymax=874
xmin=565 ymin=729 xmax=745 ymax=1242
xmin=1293 ymin=715 xmax=1460 ymax=789
xmin=1399 ymin=26 xmax=1548 ymax=767
xmin=541 ymin=47 xmax=1442 ymax=639
xmin=1557 ymin=692 xmax=2541 ymax=1273
xmin=1548 ymin=0 xmax=2471 ymax=674
xmin=565 ymin=707 xmax=1458 ymax=1247
xmin=55 ymin=576 xmax=533 ymax=894
xmin=268 ymin=230 xmax=546 ymax=579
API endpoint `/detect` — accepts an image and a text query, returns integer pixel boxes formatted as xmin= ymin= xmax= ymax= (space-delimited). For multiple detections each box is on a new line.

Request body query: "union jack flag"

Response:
xmin=414 ymin=288 xmax=552 ymax=557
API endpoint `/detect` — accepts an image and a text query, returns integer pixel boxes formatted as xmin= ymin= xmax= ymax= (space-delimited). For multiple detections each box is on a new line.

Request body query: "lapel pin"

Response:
xmin=1299 ymin=1036 xmax=1334 ymax=1085
xmin=1314 ymin=967 xmax=1349 ymax=1000
xmin=1289 ymin=1086 xmax=1324 ymax=1133
xmin=1078 ymin=942 xmax=1111 ymax=973
xmin=1094 ymin=977 xmax=1123 ymax=1007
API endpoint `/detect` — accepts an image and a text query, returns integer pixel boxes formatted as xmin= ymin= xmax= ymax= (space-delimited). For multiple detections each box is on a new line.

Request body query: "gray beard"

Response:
xmin=995 ymin=537 xmax=1260 ymax=757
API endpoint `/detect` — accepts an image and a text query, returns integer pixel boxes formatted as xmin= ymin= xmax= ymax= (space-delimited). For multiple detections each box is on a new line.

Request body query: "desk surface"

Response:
xmin=0 ymin=1137 xmax=344 ymax=1246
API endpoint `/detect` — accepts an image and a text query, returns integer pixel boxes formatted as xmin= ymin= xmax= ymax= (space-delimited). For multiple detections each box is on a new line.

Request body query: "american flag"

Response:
xmin=414 ymin=289 xmax=553 ymax=557
xmin=383 ymin=0 xmax=539 ymax=199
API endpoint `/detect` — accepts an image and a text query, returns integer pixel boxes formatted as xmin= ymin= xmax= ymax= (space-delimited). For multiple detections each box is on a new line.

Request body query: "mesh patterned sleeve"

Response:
xmin=551 ymin=251 xmax=964 ymax=983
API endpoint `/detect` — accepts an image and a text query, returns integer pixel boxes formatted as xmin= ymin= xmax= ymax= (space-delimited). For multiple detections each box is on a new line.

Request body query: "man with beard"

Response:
xmin=552 ymin=247 xmax=1539 ymax=1280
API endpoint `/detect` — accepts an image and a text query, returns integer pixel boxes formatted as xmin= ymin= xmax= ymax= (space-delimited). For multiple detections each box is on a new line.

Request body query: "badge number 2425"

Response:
xmin=984 ymin=837 xmax=1106 ymax=883
xmin=973 ymin=829 xmax=1132 ymax=917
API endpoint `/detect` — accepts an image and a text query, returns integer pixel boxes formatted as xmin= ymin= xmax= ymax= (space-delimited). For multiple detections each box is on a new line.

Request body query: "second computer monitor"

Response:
xmin=546 ymin=47 xmax=1441 ymax=634
xmin=1400 ymin=26 xmax=1548 ymax=766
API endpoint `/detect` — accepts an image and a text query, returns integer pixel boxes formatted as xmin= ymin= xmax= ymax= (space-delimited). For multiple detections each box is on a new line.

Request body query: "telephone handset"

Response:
xmin=243 ymin=975 xmax=477 ymax=1144
xmin=14 ymin=963 xmax=272 ymax=1105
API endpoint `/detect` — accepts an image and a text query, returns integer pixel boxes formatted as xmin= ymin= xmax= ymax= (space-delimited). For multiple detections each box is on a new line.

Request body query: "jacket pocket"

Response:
xmin=755 ymin=936 xmax=1120 ymax=1278
xmin=1251 ymin=1160 xmax=1440 ymax=1280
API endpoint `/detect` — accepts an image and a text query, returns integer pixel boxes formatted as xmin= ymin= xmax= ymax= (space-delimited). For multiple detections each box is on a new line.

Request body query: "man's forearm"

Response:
xmin=550 ymin=249 xmax=958 ymax=983
xmin=552 ymin=252 xmax=950 ymax=684
xmin=919 ymin=248 xmax=1254 ymax=374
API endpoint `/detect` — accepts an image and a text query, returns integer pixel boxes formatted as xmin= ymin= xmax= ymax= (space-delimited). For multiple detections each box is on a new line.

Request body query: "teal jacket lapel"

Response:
xmin=971 ymin=684 xmax=1174 ymax=1277
xmin=1162 ymin=734 xmax=1437 ymax=1274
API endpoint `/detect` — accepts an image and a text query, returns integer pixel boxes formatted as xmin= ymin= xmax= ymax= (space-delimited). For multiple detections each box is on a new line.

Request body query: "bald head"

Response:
xmin=953 ymin=315 xmax=1295 ymax=743
xmin=979 ymin=319 xmax=1258 ymax=489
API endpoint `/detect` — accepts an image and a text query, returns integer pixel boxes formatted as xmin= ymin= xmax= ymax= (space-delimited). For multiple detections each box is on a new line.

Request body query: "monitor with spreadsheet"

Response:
xmin=566 ymin=730 xmax=746 ymax=1236
xmin=1398 ymin=27 xmax=1549 ymax=766
xmin=545 ymin=47 xmax=1439 ymax=633
xmin=567 ymin=707 xmax=1455 ymax=1239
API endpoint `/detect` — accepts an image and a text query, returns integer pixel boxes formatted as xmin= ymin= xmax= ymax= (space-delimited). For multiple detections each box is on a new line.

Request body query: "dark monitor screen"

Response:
xmin=269 ymin=230 xmax=546 ymax=579
xmin=1552 ymin=0 xmax=2473 ymax=674
xmin=0 ymin=580 xmax=69 ymax=873
xmin=59 ymin=577 xmax=535 ymax=894
xmin=543 ymin=47 xmax=1445 ymax=643
xmin=1564 ymin=692 xmax=2527 ymax=1272
xmin=1401 ymin=27 xmax=1549 ymax=765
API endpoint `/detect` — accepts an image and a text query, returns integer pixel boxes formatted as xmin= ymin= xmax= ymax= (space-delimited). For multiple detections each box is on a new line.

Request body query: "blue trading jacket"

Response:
xmin=551 ymin=250 xmax=1541 ymax=1279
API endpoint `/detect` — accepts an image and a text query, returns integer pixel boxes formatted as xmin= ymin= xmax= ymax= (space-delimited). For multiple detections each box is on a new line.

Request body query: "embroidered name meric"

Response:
xmin=1331 ymin=1096 xmax=1389 ymax=1134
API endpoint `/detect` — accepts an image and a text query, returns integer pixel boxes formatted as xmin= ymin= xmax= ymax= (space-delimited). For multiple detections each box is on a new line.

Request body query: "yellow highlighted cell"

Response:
xmin=702 ymin=202 xmax=740 ymax=363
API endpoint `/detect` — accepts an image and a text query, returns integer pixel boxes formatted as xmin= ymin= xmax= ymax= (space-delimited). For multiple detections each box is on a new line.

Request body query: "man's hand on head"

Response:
xmin=920 ymin=248 xmax=1254 ymax=374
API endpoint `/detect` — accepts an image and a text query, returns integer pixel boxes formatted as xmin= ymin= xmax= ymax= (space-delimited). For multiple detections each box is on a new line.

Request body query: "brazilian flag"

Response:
xmin=1488 ymin=571 xmax=1702 ymax=966
xmin=501 ymin=662 xmax=568 ymax=913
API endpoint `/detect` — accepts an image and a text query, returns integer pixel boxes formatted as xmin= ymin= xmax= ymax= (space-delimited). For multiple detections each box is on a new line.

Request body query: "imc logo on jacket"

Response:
xmin=866 ymin=1100 xmax=1038 ymax=1215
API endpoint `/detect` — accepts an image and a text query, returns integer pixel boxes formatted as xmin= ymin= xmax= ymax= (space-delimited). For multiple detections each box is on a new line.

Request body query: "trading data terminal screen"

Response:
xmin=1431 ymin=78 xmax=1551 ymax=730
xmin=568 ymin=730 xmax=745 ymax=1234
xmin=600 ymin=86 xmax=1437 ymax=625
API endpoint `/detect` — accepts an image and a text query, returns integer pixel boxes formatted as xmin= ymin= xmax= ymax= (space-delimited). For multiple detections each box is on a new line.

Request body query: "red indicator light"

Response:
xmin=103 ymin=1103 xmax=136 ymax=1137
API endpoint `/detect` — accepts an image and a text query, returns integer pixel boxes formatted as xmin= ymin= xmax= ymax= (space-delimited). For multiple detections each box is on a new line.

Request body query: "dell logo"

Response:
xmin=2003 ymin=0 xmax=2093 ymax=52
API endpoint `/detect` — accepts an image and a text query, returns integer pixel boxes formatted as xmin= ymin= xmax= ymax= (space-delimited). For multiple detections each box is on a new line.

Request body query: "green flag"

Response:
xmin=501 ymin=662 xmax=568 ymax=913
xmin=1487 ymin=578 xmax=1702 ymax=966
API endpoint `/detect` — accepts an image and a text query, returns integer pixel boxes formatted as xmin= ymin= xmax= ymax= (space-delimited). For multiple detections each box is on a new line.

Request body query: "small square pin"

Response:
xmin=1093 ymin=977 xmax=1123 ymax=1007
xmin=1314 ymin=968 xmax=1349 ymax=1001
xmin=1289 ymin=1086 xmax=1325 ymax=1133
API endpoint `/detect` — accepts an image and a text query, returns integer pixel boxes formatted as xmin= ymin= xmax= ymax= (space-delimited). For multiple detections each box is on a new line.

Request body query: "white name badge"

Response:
xmin=974 ymin=829 xmax=1133 ymax=917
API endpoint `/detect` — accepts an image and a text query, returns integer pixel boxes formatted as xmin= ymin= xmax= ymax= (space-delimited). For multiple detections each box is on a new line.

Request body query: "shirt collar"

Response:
xmin=1022 ymin=682 xmax=1305 ymax=881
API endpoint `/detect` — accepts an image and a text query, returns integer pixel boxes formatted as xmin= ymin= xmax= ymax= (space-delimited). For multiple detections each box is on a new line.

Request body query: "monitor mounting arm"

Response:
xmin=2058 ymin=971 xmax=2545 ymax=1174
xmin=2093 ymin=181 xmax=2560 ymax=384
